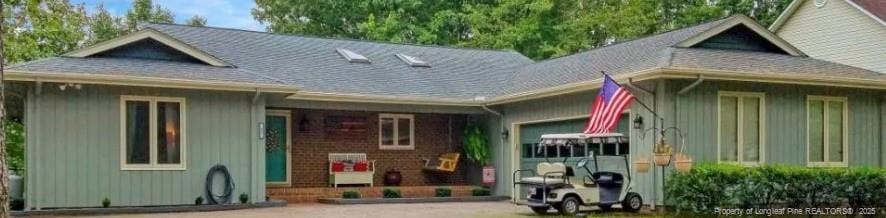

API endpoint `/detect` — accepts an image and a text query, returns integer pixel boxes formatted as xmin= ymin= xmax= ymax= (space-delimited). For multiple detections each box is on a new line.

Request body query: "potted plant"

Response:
xmin=632 ymin=154 xmax=651 ymax=173
xmin=463 ymin=123 xmax=494 ymax=184
xmin=652 ymin=138 xmax=673 ymax=166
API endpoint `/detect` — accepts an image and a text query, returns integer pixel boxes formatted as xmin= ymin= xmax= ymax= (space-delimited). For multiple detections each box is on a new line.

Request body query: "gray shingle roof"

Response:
xmin=668 ymin=48 xmax=885 ymax=80
xmin=141 ymin=24 xmax=533 ymax=99
xmin=9 ymin=56 xmax=284 ymax=84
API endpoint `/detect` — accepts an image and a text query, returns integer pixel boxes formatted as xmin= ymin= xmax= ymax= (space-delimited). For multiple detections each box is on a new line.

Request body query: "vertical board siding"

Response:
xmin=672 ymin=80 xmax=884 ymax=167
xmin=27 ymin=85 xmax=262 ymax=208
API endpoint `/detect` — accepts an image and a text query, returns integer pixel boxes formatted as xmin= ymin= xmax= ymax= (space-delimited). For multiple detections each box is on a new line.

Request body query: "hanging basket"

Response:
xmin=653 ymin=153 xmax=672 ymax=166
xmin=674 ymin=153 xmax=694 ymax=173
xmin=633 ymin=155 xmax=651 ymax=173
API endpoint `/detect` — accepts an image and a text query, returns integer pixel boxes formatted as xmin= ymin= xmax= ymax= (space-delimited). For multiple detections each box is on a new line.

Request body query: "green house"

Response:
xmin=6 ymin=14 xmax=885 ymax=209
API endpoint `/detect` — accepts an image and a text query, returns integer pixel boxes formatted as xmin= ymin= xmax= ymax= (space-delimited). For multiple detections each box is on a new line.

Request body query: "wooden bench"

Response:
xmin=423 ymin=153 xmax=460 ymax=173
xmin=328 ymin=153 xmax=375 ymax=187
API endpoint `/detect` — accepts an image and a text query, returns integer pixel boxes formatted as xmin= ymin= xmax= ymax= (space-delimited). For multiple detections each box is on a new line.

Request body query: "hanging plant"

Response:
xmin=463 ymin=123 xmax=490 ymax=166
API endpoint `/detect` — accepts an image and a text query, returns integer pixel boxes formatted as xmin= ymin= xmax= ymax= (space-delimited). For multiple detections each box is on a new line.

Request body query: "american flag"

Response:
xmin=584 ymin=74 xmax=634 ymax=134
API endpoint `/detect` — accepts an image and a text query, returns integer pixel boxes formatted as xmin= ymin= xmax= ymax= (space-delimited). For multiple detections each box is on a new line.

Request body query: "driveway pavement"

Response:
xmin=41 ymin=201 xmax=655 ymax=218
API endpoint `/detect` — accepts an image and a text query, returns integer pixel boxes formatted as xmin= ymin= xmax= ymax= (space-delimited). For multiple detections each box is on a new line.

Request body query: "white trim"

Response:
xmin=378 ymin=114 xmax=415 ymax=150
xmin=5 ymin=70 xmax=300 ymax=93
xmin=66 ymin=29 xmax=233 ymax=67
xmin=676 ymin=15 xmax=806 ymax=56
xmin=120 ymin=95 xmax=187 ymax=171
xmin=286 ymin=91 xmax=480 ymax=106
xmin=716 ymin=91 xmax=766 ymax=167
xmin=265 ymin=110 xmax=292 ymax=186
xmin=806 ymin=95 xmax=849 ymax=167
xmin=770 ymin=0 xmax=886 ymax=31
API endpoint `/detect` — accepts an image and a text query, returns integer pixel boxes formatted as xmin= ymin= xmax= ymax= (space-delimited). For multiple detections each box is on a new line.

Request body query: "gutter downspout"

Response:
xmin=677 ymin=75 xmax=704 ymax=95
xmin=481 ymin=104 xmax=504 ymax=195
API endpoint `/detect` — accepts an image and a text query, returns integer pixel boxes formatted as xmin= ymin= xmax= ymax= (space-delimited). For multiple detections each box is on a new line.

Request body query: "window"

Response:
xmin=718 ymin=92 xmax=765 ymax=166
xmin=379 ymin=114 xmax=413 ymax=150
xmin=807 ymin=96 xmax=848 ymax=167
xmin=121 ymin=96 xmax=186 ymax=170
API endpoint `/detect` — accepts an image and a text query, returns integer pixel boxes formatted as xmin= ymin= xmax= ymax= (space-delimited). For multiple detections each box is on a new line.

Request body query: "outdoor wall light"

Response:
xmin=58 ymin=83 xmax=82 ymax=91
xmin=501 ymin=129 xmax=509 ymax=140
xmin=298 ymin=114 xmax=310 ymax=132
xmin=632 ymin=115 xmax=644 ymax=130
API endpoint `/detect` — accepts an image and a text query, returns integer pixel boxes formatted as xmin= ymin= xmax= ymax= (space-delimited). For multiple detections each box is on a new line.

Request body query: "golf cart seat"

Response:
xmin=517 ymin=162 xmax=570 ymax=185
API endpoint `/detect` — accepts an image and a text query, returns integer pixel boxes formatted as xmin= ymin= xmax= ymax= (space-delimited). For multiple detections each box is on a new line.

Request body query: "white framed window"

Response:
xmin=120 ymin=95 xmax=186 ymax=170
xmin=379 ymin=114 xmax=414 ymax=150
xmin=718 ymin=91 xmax=765 ymax=166
xmin=807 ymin=96 xmax=848 ymax=167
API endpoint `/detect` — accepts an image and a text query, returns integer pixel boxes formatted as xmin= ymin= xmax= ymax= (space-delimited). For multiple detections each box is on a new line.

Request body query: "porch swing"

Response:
xmin=422 ymin=153 xmax=460 ymax=173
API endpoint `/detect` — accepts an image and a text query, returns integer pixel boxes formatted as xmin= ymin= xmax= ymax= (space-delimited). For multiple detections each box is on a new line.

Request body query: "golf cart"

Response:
xmin=512 ymin=133 xmax=642 ymax=215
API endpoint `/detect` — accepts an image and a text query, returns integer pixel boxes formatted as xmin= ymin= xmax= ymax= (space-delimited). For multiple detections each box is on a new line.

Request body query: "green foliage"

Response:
xmin=462 ymin=123 xmax=490 ymax=166
xmin=124 ymin=0 xmax=174 ymax=32
xmin=667 ymin=164 xmax=886 ymax=215
xmin=238 ymin=193 xmax=249 ymax=204
xmin=5 ymin=120 xmax=24 ymax=172
xmin=88 ymin=4 xmax=124 ymax=45
xmin=101 ymin=197 xmax=111 ymax=208
xmin=194 ymin=196 xmax=204 ymax=205
xmin=434 ymin=187 xmax=451 ymax=197
xmin=253 ymin=0 xmax=792 ymax=60
xmin=471 ymin=187 xmax=490 ymax=196
xmin=342 ymin=190 xmax=361 ymax=199
xmin=382 ymin=188 xmax=401 ymax=198
xmin=9 ymin=198 xmax=24 ymax=211
xmin=185 ymin=15 xmax=207 ymax=27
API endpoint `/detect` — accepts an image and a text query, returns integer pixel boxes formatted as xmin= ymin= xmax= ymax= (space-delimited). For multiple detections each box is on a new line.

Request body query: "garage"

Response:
xmin=518 ymin=116 xmax=631 ymax=174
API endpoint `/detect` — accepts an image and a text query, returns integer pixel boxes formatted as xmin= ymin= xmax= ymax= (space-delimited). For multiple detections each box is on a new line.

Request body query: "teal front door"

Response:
xmin=265 ymin=110 xmax=291 ymax=185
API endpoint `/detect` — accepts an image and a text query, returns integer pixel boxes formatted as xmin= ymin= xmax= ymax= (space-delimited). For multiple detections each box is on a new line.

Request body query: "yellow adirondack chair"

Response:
xmin=423 ymin=153 xmax=460 ymax=173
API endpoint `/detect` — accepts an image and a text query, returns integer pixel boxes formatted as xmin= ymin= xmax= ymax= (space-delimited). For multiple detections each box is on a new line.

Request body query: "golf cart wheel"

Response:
xmin=557 ymin=196 xmax=581 ymax=215
xmin=529 ymin=206 xmax=550 ymax=214
xmin=597 ymin=204 xmax=612 ymax=211
xmin=621 ymin=192 xmax=643 ymax=212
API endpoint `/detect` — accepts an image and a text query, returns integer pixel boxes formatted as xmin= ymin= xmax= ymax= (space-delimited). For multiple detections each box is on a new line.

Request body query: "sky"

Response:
xmin=73 ymin=0 xmax=265 ymax=31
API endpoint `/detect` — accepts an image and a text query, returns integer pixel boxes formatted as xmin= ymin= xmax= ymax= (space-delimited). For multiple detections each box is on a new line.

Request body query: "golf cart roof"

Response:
xmin=539 ymin=133 xmax=627 ymax=146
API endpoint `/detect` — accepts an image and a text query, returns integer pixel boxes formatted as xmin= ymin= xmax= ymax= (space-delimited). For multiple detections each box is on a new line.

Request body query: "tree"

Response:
xmin=253 ymin=0 xmax=793 ymax=60
xmin=1 ymin=0 xmax=8 ymax=216
xmin=88 ymin=4 xmax=123 ymax=45
xmin=124 ymin=0 xmax=174 ymax=32
xmin=185 ymin=15 xmax=207 ymax=27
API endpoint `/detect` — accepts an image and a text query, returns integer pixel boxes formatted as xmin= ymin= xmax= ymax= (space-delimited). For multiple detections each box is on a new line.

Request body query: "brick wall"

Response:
xmin=274 ymin=108 xmax=469 ymax=187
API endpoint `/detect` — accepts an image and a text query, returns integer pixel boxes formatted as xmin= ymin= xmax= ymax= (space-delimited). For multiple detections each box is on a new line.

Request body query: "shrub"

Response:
xmin=667 ymin=164 xmax=886 ymax=215
xmin=239 ymin=193 xmax=249 ymax=204
xmin=435 ymin=187 xmax=452 ymax=197
xmin=342 ymin=190 xmax=361 ymax=199
xmin=5 ymin=120 xmax=25 ymax=172
xmin=10 ymin=198 xmax=24 ymax=211
xmin=471 ymin=187 xmax=491 ymax=196
xmin=382 ymin=188 xmax=401 ymax=198
xmin=195 ymin=196 xmax=204 ymax=205
xmin=101 ymin=197 xmax=111 ymax=208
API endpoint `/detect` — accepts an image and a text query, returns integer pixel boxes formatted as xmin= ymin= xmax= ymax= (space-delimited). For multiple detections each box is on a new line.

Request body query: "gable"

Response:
xmin=91 ymin=38 xmax=204 ymax=63
xmin=676 ymin=15 xmax=805 ymax=56
xmin=693 ymin=25 xmax=790 ymax=54
xmin=65 ymin=29 xmax=232 ymax=67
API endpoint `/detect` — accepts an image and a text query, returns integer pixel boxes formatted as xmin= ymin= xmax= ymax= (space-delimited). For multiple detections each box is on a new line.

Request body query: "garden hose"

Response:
xmin=205 ymin=164 xmax=235 ymax=204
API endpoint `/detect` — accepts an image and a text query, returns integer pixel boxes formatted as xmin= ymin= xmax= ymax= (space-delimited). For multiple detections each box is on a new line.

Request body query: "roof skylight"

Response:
xmin=336 ymin=48 xmax=370 ymax=63
xmin=395 ymin=54 xmax=430 ymax=67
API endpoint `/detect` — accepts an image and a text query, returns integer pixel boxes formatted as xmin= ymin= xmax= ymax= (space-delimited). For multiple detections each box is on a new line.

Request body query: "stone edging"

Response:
xmin=11 ymin=200 xmax=287 ymax=217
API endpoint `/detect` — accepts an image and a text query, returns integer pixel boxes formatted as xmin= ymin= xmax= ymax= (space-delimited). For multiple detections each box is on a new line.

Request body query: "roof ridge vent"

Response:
xmin=336 ymin=48 xmax=370 ymax=63
xmin=395 ymin=53 xmax=430 ymax=67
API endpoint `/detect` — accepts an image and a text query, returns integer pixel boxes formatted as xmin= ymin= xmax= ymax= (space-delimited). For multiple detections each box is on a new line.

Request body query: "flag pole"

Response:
xmin=599 ymin=71 xmax=664 ymax=122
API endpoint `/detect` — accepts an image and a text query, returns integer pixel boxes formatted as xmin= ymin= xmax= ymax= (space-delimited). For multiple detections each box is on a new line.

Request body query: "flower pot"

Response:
xmin=674 ymin=153 xmax=693 ymax=173
xmin=653 ymin=154 xmax=671 ymax=166
xmin=384 ymin=170 xmax=402 ymax=186
xmin=632 ymin=156 xmax=651 ymax=173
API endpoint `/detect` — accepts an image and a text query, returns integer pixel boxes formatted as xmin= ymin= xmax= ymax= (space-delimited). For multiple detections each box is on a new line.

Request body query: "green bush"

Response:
xmin=239 ymin=193 xmax=249 ymax=204
xmin=195 ymin=196 xmax=204 ymax=205
xmin=101 ymin=197 xmax=111 ymax=208
xmin=382 ymin=188 xmax=401 ymax=198
xmin=667 ymin=164 xmax=886 ymax=215
xmin=435 ymin=187 xmax=452 ymax=197
xmin=10 ymin=198 xmax=24 ymax=211
xmin=471 ymin=187 xmax=491 ymax=196
xmin=342 ymin=190 xmax=361 ymax=199
xmin=5 ymin=120 xmax=24 ymax=172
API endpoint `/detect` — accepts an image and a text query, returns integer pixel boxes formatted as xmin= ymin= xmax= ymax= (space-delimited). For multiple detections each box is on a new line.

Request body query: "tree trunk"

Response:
xmin=0 ymin=1 xmax=9 ymax=216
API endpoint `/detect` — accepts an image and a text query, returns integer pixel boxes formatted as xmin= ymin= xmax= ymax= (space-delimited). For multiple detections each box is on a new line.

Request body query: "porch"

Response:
xmin=263 ymin=107 xmax=484 ymax=202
